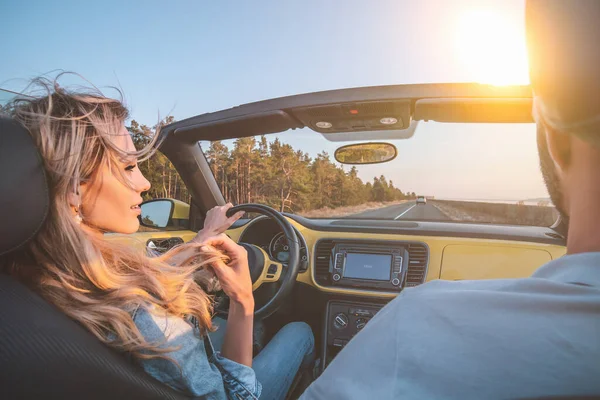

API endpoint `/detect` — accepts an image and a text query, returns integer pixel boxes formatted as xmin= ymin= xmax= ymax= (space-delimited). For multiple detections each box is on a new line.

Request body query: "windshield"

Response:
xmin=200 ymin=121 xmax=557 ymax=226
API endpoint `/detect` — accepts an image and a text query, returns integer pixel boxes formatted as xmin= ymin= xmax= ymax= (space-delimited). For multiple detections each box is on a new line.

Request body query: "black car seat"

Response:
xmin=0 ymin=117 xmax=197 ymax=399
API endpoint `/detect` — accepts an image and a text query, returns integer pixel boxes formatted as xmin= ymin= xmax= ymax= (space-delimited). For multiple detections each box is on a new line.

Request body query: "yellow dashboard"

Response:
xmin=107 ymin=216 xmax=566 ymax=299
xmin=227 ymin=217 xmax=566 ymax=299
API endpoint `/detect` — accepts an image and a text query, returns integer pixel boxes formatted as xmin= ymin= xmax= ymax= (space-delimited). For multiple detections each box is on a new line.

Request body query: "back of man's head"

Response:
xmin=526 ymin=0 xmax=600 ymax=146
xmin=527 ymin=0 xmax=600 ymax=253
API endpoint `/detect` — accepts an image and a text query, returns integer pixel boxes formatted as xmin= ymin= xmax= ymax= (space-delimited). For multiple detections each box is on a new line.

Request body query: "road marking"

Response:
xmin=394 ymin=204 xmax=417 ymax=220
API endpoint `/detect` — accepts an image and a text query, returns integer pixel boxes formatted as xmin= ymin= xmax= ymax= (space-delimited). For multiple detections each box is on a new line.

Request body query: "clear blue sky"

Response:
xmin=2 ymin=0 xmax=547 ymax=200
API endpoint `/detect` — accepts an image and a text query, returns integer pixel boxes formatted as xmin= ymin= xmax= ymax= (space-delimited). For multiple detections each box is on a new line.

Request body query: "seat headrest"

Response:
xmin=0 ymin=117 xmax=49 ymax=256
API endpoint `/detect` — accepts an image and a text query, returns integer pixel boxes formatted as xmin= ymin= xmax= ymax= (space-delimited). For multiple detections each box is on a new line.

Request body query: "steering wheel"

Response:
xmin=217 ymin=203 xmax=300 ymax=320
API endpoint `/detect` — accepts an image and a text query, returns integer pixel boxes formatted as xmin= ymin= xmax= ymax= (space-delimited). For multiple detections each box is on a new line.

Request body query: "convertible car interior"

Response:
xmin=0 ymin=83 xmax=567 ymax=399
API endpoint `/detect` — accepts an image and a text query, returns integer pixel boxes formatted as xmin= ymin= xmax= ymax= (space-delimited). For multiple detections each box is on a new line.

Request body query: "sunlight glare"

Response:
xmin=455 ymin=10 xmax=529 ymax=86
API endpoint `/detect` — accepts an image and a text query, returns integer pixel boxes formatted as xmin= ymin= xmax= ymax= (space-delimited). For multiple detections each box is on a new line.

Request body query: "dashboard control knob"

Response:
xmin=392 ymin=278 xmax=400 ymax=286
xmin=332 ymin=273 xmax=341 ymax=282
xmin=333 ymin=313 xmax=349 ymax=330
xmin=356 ymin=318 xmax=368 ymax=331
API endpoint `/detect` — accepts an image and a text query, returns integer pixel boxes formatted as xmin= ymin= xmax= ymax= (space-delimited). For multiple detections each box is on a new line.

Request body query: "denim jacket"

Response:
xmin=132 ymin=305 xmax=262 ymax=400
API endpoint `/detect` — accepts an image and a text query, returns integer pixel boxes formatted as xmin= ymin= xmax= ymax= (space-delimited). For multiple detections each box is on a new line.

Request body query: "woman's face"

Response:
xmin=80 ymin=126 xmax=151 ymax=234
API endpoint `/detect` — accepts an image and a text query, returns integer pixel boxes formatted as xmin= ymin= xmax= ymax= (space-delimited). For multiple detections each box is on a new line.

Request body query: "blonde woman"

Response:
xmin=1 ymin=78 xmax=314 ymax=400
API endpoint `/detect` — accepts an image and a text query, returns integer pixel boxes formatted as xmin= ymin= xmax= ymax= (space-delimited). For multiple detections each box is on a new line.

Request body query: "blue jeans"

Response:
xmin=210 ymin=317 xmax=315 ymax=400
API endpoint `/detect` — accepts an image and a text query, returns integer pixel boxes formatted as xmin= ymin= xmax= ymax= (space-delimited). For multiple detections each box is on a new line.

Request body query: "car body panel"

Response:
xmin=169 ymin=199 xmax=192 ymax=228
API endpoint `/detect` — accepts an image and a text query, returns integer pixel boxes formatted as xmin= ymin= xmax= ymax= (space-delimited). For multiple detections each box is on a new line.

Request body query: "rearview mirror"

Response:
xmin=139 ymin=199 xmax=174 ymax=229
xmin=334 ymin=142 xmax=397 ymax=165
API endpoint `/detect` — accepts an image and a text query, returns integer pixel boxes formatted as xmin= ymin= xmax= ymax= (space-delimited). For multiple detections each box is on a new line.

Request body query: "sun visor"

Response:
xmin=173 ymin=111 xmax=302 ymax=141
xmin=321 ymin=120 xmax=418 ymax=142
xmin=414 ymin=98 xmax=533 ymax=123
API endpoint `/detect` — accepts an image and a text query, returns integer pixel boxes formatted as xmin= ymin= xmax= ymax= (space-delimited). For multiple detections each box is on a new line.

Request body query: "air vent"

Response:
xmin=314 ymin=240 xmax=335 ymax=285
xmin=406 ymin=243 xmax=428 ymax=287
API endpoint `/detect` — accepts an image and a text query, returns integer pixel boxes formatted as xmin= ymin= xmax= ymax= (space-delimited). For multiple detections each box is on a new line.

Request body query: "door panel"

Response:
xmin=105 ymin=230 xmax=197 ymax=252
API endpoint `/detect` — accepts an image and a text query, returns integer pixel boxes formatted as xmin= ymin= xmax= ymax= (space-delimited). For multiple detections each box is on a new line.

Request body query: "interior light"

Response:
xmin=380 ymin=117 xmax=398 ymax=125
xmin=316 ymin=121 xmax=333 ymax=129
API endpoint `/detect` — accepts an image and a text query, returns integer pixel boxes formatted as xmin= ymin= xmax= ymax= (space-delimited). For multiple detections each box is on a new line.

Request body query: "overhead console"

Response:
xmin=292 ymin=100 xmax=412 ymax=134
xmin=314 ymin=239 xmax=429 ymax=293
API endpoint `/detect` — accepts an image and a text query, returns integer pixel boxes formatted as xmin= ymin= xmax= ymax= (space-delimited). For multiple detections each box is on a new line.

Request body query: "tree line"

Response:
xmin=128 ymin=120 xmax=416 ymax=213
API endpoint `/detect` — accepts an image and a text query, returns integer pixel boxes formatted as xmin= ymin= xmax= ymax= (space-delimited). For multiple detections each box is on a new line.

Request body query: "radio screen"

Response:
xmin=343 ymin=253 xmax=392 ymax=281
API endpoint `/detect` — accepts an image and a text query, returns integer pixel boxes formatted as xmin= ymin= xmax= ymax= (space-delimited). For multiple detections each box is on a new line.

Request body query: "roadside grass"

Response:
xmin=430 ymin=200 xmax=558 ymax=226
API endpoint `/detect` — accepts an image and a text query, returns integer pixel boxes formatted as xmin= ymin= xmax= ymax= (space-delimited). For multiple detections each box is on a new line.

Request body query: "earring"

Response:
xmin=74 ymin=206 xmax=83 ymax=225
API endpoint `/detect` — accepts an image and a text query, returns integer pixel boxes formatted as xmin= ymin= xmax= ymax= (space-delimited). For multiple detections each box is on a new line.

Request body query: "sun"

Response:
xmin=455 ymin=10 xmax=530 ymax=86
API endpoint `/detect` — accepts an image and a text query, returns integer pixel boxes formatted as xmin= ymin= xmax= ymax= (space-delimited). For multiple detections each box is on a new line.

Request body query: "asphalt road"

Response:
xmin=349 ymin=201 xmax=450 ymax=220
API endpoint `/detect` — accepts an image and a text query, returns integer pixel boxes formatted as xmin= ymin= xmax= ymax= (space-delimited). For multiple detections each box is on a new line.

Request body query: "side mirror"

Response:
xmin=139 ymin=199 xmax=174 ymax=229
xmin=334 ymin=142 xmax=397 ymax=165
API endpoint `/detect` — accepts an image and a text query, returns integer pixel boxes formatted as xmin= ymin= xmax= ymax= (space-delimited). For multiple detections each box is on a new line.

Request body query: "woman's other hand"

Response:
xmin=201 ymin=234 xmax=253 ymax=310
xmin=193 ymin=203 xmax=244 ymax=244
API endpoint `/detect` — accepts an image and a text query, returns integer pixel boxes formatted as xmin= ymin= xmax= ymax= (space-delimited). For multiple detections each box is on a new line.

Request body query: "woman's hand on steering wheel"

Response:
xmin=201 ymin=203 xmax=299 ymax=320
xmin=193 ymin=203 xmax=244 ymax=244
xmin=202 ymin=234 xmax=254 ymax=311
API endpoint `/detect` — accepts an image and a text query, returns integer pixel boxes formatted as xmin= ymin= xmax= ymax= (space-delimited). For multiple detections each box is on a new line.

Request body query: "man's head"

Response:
xmin=526 ymin=0 xmax=600 ymax=235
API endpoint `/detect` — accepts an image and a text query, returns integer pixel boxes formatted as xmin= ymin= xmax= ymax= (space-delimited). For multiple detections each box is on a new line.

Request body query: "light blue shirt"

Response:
xmin=302 ymin=252 xmax=600 ymax=399
xmin=133 ymin=305 xmax=262 ymax=399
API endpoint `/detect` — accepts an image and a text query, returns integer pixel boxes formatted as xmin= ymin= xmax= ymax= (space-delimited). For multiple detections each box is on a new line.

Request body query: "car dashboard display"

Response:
xmin=343 ymin=253 xmax=392 ymax=281
xmin=327 ymin=241 xmax=413 ymax=292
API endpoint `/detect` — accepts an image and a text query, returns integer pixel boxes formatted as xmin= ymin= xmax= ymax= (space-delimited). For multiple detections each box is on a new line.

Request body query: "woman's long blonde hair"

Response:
xmin=1 ymin=76 xmax=220 ymax=360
